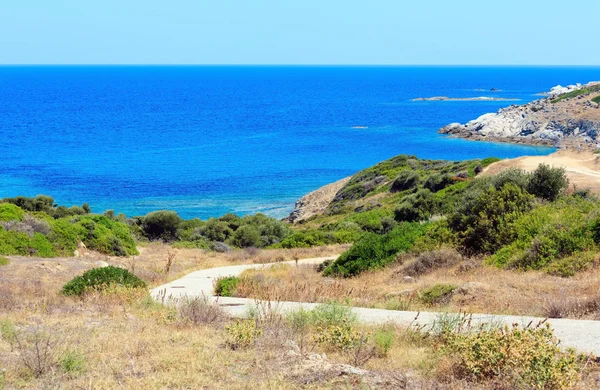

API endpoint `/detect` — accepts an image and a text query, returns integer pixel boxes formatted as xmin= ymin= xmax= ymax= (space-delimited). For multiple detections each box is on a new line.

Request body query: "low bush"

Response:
xmin=141 ymin=210 xmax=182 ymax=241
xmin=394 ymin=189 xmax=435 ymax=222
xmin=527 ymin=163 xmax=569 ymax=201
xmin=62 ymin=266 xmax=147 ymax=296
xmin=390 ymin=170 xmax=420 ymax=192
xmin=419 ymin=283 xmax=456 ymax=305
xmin=225 ymin=320 xmax=262 ymax=350
xmin=0 ymin=256 xmax=10 ymax=266
xmin=424 ymin=173 xmax=454 ymax=193
xmin=309 ymin=301 xmax=358 ymax=328
xmin=214 ymin=276 xmax=240 ymax=297
xmin=443 ymin=323 xmax=583 ymax=389
xmin=448 ymin=183 xmax=534 ymax=254
xmin=323 ymin=222 xmax=428 ymax=277
xmin=60 ymin=350 xmax=86 ymax=376
xmin=229 ymin=225 xmax=262 ymax=248
xmin=0 ymin=203 xmax=25 ymax=222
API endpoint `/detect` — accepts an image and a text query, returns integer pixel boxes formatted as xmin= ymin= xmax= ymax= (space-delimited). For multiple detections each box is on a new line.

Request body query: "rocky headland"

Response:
xmin=413 ymin=96 xmax=519 ymax=101
xmin=438 ymin=82 xmax=600 ymax=147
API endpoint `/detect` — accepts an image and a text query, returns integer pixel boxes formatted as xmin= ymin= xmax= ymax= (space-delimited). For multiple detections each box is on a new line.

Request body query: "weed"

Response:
xmin=213 ymin=276 xmax=239 ymax=297
xmin=60 ymin=350 xmax=86 ymax=376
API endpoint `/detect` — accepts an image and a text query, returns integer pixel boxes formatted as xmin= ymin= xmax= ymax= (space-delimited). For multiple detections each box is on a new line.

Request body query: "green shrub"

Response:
xmin=276 ymin=230 xmax=328 ymax=248
xmin=214 ymin=276 xmax=240 ymax=297
xmin=309 ymin=301 xmax=358 ymax=328
xmin=443 ymin=323 xmax=582 ymax=389
xmin=390 ymin=170 xmax=420 ymax=192
xmin=0 ymin=203 xmax=25 ymax=222
xmin=230 ymin=225 xmax=262 ymax=248
xmin=347 ymin=208 xmax=393 ymax=232
xmin=491 ymin=167 xmax=531 ymax=191
xmin=424 ymin=173 xmax=454 ymax=193
xmin=60 ymin=350 xmax=86 ymax=376
xmin=489 ymin=197 xmax=598 ymax=272
xmin=314 ymin=321 xmax=365 ymax=352
xmin=141 ymin=210 xmax=182 ymax=241
xmin=324 ymin=222 xmax=428 ymax=277
xmin=373 ymin=327 xmax=395 ymax=357
xmin=62 ymin=266 xmax=146 ymax=296
xmin=527 ymin=163 xmax=569 ymax=201
xmin=419 ymin=283 xmax=456 ymax=305
xmin=448 ymin=183 xmax=533 ymax=254
xmin=225 ymin=320 xmax=262 ymax=350
xmin=394 ymin=189 xmax=435 ymax=222
xmin=200 ymin=218 xmax=234 ymax=242
xmin=592 ymin=95 xmax=600 ymax=104
xmin=0 ymin=256 xmax=9 ymax=266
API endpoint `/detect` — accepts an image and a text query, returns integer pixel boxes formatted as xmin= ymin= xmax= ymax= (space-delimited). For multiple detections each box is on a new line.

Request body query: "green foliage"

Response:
xmin=592 ymin=95 xmax=600 ymax=104
xmin=62 ymin=266 xmax=147 ymax=296
xmin=314 ymin=321 xmax=366 ymax=352
xmin=309 ymin=301 xmax=358 ymax=328
xmin=489 ymin=197 xmax=599 ymax=273
xmin=0 ymin=228 xmax=57 ymax=257
xmin=443 ymin=323 xmax=582 ymax=389
xmin=230 ymin=225 xmax=262 ymax=248
xmin=225 ymin=320 xmax=262 ymax=350
xmin=491 ymin=167 xmax=531 ymax=191
xmin=419 ymin=283 xmax=456 ymax=305
xmin=423 ymin=173 xmax=454 ymax=193
xmin=277 ymin=230 xmax=328 ymax=248
xmin=214 ymin=276 xmax=240 ymax=297
xmin=448 ymin=183 xmax=534 ymax=254
xmin=0 ymin=203 xmax=25 ymax=222
xmin=141 ymin=210 xmax=182 ymax=241
xmin=0 ymin=256 xmax=8 ymax=266
xmin=346 ymin=208 xmax=393 ymax=232
xmin=2 ymin=195 xmax=91 ymax=219
xmin=527 ymin=163 xmax=569 ymax=201
xmin=324 ymin=222 xmax=428 ymax=277
xmin=390 ymin=170 xmax=420 ymax=192
xmin=200 ymin=218 xmax=233 ymax=242
xmin=60 ymin=350 xmax=86 ymax=376
xmin=373 ymin=327 xmax=395 ymax=357
xmin=394 ymin=189 xmax=435 ymax=222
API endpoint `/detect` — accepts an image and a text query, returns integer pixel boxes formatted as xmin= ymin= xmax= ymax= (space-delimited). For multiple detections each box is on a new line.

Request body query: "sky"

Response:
xmin=1 ymin=0 xmax=599 ymax=65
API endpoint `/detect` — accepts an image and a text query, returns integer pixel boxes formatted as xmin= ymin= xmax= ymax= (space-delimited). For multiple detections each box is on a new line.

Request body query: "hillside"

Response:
xmin=439 ymin=81 xmax=600 ymax=147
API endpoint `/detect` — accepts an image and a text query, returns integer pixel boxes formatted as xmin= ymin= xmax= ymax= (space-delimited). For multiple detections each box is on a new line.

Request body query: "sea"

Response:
xmin=1 ymin=66 xmax=599 ymax=219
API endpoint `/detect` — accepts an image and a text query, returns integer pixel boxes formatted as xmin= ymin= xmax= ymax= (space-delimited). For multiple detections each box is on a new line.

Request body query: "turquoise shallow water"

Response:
xmin=1 ymin=66 xmax=597 ymax=219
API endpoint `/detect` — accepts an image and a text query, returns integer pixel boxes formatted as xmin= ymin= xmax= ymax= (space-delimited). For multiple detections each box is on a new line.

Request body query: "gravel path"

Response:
xmin=151 ymin=257 xmax=600 ymax=356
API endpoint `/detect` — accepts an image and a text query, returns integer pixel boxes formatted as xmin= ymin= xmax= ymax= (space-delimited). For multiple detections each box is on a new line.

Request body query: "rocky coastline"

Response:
xmin=438 ymin=82 xmax=600 ymax=148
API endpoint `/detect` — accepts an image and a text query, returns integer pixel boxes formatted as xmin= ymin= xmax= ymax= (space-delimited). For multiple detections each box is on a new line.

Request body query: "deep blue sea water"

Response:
xmin=1 ymin=66 xmax=599 ymax=219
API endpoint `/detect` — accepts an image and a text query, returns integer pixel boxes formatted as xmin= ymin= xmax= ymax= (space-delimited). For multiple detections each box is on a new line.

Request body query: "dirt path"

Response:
xmin=152 ymin=257 xmax=600 ymax=356
xmin=483 ymin=149 xmax=600 ymax=192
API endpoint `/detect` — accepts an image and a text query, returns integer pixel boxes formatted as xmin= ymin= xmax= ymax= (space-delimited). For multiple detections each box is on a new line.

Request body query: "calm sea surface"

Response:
xmin=1 ymin=66 xmax=599 ymax=219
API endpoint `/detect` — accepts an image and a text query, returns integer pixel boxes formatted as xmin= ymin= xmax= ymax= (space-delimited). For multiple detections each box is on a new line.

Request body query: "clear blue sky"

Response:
xmin=1 ymin=0 xmax=598 ymax=65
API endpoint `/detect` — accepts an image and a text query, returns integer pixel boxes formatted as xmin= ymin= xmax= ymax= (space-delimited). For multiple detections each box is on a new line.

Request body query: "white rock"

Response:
xmin=95 ymin=261 xmax=109 ymax=268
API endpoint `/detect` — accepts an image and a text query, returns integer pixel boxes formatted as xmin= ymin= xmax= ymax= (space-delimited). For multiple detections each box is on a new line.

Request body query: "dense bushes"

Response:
xmin=390 ymin=170 xmax=420 ymax=192
xmin=141 ymin=210 xmax=182 ymax=241
xmin=394 ymin=189 xmax=435 ymax=222
xmin=448 ymin=183 xmax=534 ymax=255
xmin=0 ymin=201 xmax=138 ymax=257
xmin=323 ymin=222 xmax=428 ymax=277
xmin=62 ymin=266 xmax=146 ymax=296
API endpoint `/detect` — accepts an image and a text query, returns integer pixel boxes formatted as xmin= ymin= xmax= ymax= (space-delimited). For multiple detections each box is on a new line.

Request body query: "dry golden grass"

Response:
xmin=235 ymin=255 xmax=600 ymax=319
xmin=2 ymin=244 xmax=600 ymax=389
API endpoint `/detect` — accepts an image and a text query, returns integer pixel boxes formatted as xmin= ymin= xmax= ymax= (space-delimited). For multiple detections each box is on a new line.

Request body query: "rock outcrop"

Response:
xmin=284 ymin=177 xmax=351 ymax=223
xmin=439 ymin=82 xmax=600 ymax=147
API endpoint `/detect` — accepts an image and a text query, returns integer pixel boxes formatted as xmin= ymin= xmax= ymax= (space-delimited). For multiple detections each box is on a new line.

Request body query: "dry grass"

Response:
xmin=235 ymin=255 xmax=600 ymax=319
xmin=2 ymin=244 xmax=600 ymax=388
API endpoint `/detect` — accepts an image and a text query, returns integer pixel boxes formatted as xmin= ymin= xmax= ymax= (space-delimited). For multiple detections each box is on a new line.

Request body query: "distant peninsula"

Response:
xmin=412 ymin=96 xmax=520 ymax=102
xmin=438 ymin=81 xmax=600 ymax=147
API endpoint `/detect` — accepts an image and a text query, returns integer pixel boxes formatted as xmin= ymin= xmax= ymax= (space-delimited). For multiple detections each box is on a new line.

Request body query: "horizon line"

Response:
xmin=1 ymin=64 xmax=600 ymax=67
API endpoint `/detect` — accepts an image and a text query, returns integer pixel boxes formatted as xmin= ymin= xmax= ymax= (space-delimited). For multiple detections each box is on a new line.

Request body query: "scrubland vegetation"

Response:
xmin=4 ymin=152 xmax=600 ymax=388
